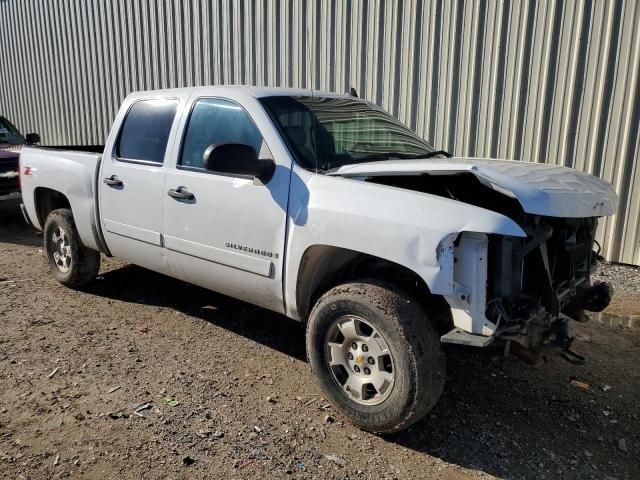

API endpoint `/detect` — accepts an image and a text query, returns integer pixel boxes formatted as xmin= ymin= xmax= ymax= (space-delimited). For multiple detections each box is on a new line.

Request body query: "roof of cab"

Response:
xmin=127 ymin=85 xmax=353 ymax=99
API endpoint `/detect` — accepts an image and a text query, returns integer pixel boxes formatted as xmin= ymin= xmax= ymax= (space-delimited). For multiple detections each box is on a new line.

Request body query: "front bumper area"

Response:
xmin=441 ymin=216 xmax=612 ymax=353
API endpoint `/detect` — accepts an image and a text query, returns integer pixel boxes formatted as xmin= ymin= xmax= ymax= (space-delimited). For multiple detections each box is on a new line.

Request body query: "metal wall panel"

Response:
xmin=1 ymin=0 xmax=639 ymax=265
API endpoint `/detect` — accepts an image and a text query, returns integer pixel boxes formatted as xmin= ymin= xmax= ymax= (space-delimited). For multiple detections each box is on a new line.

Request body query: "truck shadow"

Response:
xmin=82 ymin=263 xmax=637 ymax=479
xmin=85 ymin=264 xmax=308 ymax=361
xmin=0 ymin=210 xmax=42 ymax=247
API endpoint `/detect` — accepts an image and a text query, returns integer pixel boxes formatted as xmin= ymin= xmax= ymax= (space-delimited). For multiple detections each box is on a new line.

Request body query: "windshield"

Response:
xmin=0 ymin=117 xmax=25 ymax=145
xmin=260 ymin=96 xmax=441 ymax=171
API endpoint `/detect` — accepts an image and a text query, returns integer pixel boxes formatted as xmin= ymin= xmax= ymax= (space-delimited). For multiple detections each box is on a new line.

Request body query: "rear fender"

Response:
xmin=20 ymin=147 xmax=101 ymax=251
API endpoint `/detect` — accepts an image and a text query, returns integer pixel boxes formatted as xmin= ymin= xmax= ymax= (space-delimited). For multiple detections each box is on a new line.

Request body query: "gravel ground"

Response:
xmin=593 ymin=263 xmax=640 ymax=318
xmin=0 ymin=212 xmax=639 ymax=479
xmin=594 ymin=262 xmax=640 ymax=300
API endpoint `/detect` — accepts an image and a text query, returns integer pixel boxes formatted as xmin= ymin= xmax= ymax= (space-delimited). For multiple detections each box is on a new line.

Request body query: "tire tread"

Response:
xmin=306 ymin=280 xmax=445 ymax=433
xmin=44 ymin=208 xmax=100 ymax=288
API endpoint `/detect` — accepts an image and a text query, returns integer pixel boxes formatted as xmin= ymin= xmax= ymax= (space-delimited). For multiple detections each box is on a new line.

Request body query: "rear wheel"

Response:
xmin=306 ymin=281 xmax=445 ymax=433
xmin=44 ymin=208 xmax=100 ymax=287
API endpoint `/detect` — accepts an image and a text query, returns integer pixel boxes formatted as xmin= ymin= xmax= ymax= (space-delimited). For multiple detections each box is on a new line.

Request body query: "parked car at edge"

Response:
xmin=0 ymin=115 xmax=39 ymax=198
xmin=18 ymin=87 xmax=617 ymax=433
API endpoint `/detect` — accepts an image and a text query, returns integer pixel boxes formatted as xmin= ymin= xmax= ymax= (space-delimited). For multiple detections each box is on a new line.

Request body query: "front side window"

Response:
xmin=260 ymin=96 xmax=438 ymax=171
xmin=116 ymin=99 xmax=178 ymax=164
xmin=180 ymin=98 xmax=263 ymax=169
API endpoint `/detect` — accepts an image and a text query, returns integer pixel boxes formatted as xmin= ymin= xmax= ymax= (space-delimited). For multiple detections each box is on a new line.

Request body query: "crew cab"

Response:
xmin=19 ymin=86 xmax=617 ymax=433
xmin=0 ymin=115 xmax=40 ymax=198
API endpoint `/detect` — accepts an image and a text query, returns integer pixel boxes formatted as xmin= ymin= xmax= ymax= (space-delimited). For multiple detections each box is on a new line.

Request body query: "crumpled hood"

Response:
xmin=329 ymin=157 xmax=618 ymax=218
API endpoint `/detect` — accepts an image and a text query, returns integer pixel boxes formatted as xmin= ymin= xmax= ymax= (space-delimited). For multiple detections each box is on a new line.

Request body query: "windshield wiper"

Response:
xmin=352 ymin=152 xmax=427 ymax=161
xmin=352 ymin=150 xmax=452 ymax=161
xmin=422 ymin=150 xmax=452 ymax=158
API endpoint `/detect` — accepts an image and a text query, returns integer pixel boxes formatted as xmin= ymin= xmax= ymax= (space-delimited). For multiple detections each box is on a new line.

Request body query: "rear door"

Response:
xmin=99 ymin=97 xmax=181 ymax=273
xmin=162 ymin=95 xmax=291 ymax=312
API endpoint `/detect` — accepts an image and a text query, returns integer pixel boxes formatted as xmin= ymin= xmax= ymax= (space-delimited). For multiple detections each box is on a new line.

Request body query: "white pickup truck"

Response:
xmin=19 ymin=86 xmax=617 ymax=433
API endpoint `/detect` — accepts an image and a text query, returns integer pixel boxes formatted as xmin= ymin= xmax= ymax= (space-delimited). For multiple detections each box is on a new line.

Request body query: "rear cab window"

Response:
xmin=116 ymin=99 xmax=178 ymax=164
xmin=179 ymin=98 xmax=263 ymax=170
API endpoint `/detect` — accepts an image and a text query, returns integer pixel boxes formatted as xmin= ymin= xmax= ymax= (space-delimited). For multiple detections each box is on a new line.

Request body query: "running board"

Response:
xmin=440 ymin=328 xmax=494 ymax=347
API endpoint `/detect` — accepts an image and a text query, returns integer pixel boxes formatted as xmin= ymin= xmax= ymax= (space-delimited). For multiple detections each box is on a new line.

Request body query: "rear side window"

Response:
xmin=116 ymin=99 xmax=178 ymax=164
xmin=180 ymin=98 xmax=263 ymax=169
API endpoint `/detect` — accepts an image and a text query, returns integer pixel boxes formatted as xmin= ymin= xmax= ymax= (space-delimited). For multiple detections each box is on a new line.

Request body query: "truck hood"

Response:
xmin=329 ymin=157 xmax=618 ymax=218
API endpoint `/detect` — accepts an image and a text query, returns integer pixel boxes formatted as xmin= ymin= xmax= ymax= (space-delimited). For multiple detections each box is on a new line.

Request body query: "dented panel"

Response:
xmin=284 ymin=163 xmax=526 ymax=320
xmin=331 ymin=158 xmax=618 ymax=218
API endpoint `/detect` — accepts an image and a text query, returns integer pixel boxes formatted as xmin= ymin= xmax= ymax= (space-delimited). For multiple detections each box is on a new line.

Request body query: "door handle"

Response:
xmin=167 ymin=186 xmax=195 ymax=200
xmin=103 ymin=175 xmax=123 ymax=187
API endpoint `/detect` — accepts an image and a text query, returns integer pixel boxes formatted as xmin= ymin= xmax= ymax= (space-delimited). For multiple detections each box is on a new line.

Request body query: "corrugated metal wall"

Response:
xmin=1 ymin=0 xmax=639 ymax=265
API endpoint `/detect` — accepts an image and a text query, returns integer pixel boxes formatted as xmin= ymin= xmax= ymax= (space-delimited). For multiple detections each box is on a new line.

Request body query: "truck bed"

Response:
xmin=19 ymin=145 xmax=103 ymax=252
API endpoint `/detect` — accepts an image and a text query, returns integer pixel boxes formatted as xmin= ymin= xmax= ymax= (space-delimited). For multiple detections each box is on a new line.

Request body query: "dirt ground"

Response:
xmin=1 ymin=210 xmax=638 ymax=480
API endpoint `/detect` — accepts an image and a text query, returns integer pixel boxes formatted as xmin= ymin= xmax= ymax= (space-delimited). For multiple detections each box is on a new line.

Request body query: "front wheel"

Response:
xmin=44 ymin=208 xmax=100 ymax=288
xmin=306 ymin=281 xmax=445 ymax=433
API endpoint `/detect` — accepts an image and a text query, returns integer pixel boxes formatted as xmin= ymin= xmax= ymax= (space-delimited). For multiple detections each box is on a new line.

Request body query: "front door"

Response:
xmin=99 ymin=97 xmax=180 ymax=273
xmin=162 ymin=97 xmax=290 ymax=312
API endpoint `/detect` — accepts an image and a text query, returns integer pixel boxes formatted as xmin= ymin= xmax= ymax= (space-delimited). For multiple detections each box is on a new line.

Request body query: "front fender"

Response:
xmin=283 ymin=169 xmax=525 ymax=319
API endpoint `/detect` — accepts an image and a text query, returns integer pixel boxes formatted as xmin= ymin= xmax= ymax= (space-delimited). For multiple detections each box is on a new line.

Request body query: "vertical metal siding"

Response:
xmin=1 ymin=0 xmax=639 ymax=265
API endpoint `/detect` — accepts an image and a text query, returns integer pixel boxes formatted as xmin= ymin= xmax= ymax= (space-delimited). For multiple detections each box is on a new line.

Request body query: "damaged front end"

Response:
xmin=360 ymin=166 xmax=617 ymax=363
xmin=486 ymin=215 xmax=612 ymax=363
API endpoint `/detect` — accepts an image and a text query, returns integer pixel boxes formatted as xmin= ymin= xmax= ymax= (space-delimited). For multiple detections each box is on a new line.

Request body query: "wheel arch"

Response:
xmin=294 ymin=244 xmax=453 ymax=334
xmin=34 ymin=187 xmax=72 ymax=228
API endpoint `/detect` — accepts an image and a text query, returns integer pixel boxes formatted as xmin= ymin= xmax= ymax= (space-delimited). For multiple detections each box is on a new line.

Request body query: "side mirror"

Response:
xmin=203 ymin=143 xmax=275 ymax=182
xmin=25 ymin=133 xmax=41 ymax=144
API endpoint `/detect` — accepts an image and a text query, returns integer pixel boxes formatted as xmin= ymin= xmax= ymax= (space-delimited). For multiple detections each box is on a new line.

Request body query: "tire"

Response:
xmin=306 ymin=281 xmax=445 ymax=434
xmin=43 ymin=208 xmax=100 ymax=288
